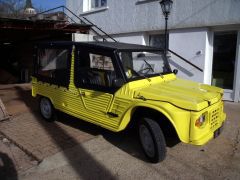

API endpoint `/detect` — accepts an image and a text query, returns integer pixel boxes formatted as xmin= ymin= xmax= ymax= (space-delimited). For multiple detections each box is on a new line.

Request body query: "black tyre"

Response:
xmin=39 ymin=97 xmax=55 ymax=122
xmin=138 ymin=117 xmax=166 ymax=163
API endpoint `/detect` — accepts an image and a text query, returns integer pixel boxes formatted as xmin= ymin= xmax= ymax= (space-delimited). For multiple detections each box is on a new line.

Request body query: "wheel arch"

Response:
xmin=118 ymin=104 xmax=182 ymax=142
xmin=37 ymin=94 xmax=55 ymax=108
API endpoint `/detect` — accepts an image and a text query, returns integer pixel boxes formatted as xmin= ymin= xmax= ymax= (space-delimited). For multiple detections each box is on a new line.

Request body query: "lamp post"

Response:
xmin=160 ymin=0 xmax=173 ymax=53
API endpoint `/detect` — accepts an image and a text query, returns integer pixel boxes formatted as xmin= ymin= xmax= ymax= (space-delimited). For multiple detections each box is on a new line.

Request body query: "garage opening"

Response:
xmin=0 ymin=17 xmax=91 ymax=84
xmin=212 ymin=31 xmax=238 ymax=90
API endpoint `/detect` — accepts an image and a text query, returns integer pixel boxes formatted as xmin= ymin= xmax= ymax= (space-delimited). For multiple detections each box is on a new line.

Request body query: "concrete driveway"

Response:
xmin=18 ymin=102 xmax=240 ymax=180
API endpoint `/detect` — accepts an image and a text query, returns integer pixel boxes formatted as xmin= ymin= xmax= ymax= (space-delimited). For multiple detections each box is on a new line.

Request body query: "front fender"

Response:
xmin=118 ymin=101 xmax=191 ymax=143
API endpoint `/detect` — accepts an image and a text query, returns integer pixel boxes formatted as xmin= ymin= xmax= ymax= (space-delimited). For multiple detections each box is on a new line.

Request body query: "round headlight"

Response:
xmin=195 ymin=115 xmax=206 ymax=128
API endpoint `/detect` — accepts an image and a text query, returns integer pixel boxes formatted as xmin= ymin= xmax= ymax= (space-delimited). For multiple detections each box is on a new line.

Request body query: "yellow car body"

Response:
xmin=32 ymin=42 xmax=226 ymax=147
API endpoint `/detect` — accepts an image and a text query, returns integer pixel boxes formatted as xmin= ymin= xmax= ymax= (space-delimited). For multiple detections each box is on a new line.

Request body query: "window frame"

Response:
xmin=83 ymin=0 xmax=107 ymax=12
xmin=91 ymin=0 xmax=107 ymax=9
xmin=33 ymin=44 xmax=72 ymax=88
xmin=115 ymin=49 xmax=172 ymax=82
xmin=74 ymin=46 xmax=125 ymax=93
xmin=149 ymin=34 xmax=169 ymax=49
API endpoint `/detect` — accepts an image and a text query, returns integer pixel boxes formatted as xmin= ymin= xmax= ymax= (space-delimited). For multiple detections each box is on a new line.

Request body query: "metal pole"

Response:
xmin=164 ymin=15 xmax=168 ymax=54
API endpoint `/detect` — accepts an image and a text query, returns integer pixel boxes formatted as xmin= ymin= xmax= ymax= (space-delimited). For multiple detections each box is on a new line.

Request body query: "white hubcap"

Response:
xmin=139 ymin=124 xmax=155 ymax=158
xmin=40 ymin=98 xmax=52 ymax=119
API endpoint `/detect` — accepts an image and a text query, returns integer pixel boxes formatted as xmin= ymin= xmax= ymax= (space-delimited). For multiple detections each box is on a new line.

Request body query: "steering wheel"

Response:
xmin=126 ymin=66 xmax=141 ymax=78
xmin=138 ymin=67 xmax=153 ymax=74
xmin=140 ymin=59 xmax=154 ymax=73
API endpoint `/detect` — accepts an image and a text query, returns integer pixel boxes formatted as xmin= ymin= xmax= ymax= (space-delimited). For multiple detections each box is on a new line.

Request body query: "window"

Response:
xmin=90 ymin=53 xmax=114 ymax=70
xmin=37 ymin=48 xmax=71 ymax=86
xmin=83 ymin=0 xmax=107 ymax=12
xmin=91 ymin=0 xmax=107 ymax=9
xmin=149 ymin=34 xmax=168 ymax=49
xmin=75 ymin=49 xmax=118 ymax=89
xmin=118 ymin=51 xmax=171 ymax=80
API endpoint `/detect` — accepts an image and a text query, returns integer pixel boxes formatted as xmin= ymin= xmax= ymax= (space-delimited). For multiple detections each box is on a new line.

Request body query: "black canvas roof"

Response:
xmin=83 ymin=42 xmax=162 ymax=51
xmin=37 ymin=41 xmax=163 ymax=51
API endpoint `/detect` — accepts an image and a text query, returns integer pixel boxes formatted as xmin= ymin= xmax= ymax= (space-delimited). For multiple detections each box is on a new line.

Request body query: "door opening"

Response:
xmin=212 ymin=31 xmax=237 ymax=90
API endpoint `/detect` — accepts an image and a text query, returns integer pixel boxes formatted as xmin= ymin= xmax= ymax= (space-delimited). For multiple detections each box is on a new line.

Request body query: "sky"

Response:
xmin=32 ymin=0 xmax=65 ymax=10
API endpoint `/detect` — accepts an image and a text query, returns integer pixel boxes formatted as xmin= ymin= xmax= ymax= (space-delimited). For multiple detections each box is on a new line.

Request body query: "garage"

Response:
xmin=0 ymin=17 xmax=91 ymax=84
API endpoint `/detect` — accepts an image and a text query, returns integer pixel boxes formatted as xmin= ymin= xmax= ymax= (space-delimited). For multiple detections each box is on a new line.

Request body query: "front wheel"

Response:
xmin=138 ymin=117 xmax=166 ymax=163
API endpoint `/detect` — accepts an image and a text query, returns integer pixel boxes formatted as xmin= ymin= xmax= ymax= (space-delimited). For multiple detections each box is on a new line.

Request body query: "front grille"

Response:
xmin=210 ymin=108 xmax=220 ymax=130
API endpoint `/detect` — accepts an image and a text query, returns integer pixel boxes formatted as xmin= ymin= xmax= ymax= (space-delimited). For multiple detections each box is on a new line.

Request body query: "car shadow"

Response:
xmin=15 ymin=85 xmax=180 ymax=167
xmin=56 ymin=111 xmax=147 ymax=161
xmin=14 ymin=86 xmax=116 ymax=179
xmin=53 ymin=104 xmax=180 ymax=162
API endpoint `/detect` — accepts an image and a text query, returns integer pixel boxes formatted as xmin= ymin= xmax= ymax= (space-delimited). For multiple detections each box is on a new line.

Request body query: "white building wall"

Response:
xmin=114 ymin=33 xmax=146 ymax=45
xmin=113 ymin=29 xmax=210 ymax=84
xmin=66 ymin=0 xmax=240 ymax=35
xmin=203 ymin=31 xmax=214 ymax=85
xmin=66 ymin=0 xmax=240 ymax=102
xmin=72 ymin=33 xmax=94 ymax=42
xmin=169 ymin=29 xmax=208 ymax=83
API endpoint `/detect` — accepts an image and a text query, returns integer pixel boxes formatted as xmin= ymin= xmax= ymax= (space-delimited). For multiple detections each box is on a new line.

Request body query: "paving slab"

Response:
xmin=0 ymin=98 xmax=9 ymax=121
xmin=0 ymin=84 xmax=97 ymax=161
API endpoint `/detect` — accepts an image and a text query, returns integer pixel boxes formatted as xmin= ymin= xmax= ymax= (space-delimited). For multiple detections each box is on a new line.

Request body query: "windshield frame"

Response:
xmin=115 ymin=49 xmax=172 ymax=81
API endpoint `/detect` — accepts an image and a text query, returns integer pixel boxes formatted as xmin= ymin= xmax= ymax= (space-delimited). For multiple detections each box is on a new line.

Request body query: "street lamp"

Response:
xmin=160 ymin=0 xmax=173 ymax=53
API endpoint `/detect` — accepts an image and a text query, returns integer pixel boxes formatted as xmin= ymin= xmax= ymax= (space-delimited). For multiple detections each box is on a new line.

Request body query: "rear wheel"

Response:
xmin=39 ymin=97 xmax=55 ymax=122
xmin=138 ymin=117 xmax=166 ymax=163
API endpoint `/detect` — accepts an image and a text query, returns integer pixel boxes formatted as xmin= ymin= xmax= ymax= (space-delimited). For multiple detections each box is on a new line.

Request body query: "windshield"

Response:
xmin=118 ymin=51 xmax=171 ymax=79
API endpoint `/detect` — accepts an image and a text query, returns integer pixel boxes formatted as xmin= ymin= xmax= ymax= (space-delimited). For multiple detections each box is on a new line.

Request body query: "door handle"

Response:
xmin=80 ymin=92 xmax=85 ymax=96
xmin=80 ymin=91 xmax=91 ymax=96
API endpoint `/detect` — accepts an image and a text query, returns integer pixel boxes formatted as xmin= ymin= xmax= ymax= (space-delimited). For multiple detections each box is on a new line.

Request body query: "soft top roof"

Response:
xmin=36 ymin=41 xmax=163 ymax=51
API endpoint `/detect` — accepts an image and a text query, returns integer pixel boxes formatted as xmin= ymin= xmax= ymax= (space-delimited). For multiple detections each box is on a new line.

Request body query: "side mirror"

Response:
xmin=113 ymin=78 xmax=124 ymax=87
xmin=173 ymin=69 xmax=178 ymax=75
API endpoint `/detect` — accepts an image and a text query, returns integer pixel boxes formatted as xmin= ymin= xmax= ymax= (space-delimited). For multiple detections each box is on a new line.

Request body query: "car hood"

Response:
xmin=134 ymin=77 xmax=223 ymax=111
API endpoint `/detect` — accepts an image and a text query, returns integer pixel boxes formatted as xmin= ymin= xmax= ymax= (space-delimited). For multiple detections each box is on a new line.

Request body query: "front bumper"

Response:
xmin=189 ymin=101 xmax=226 ymax=145
xmin=190 ymin=119 xmax=225 ymax=145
